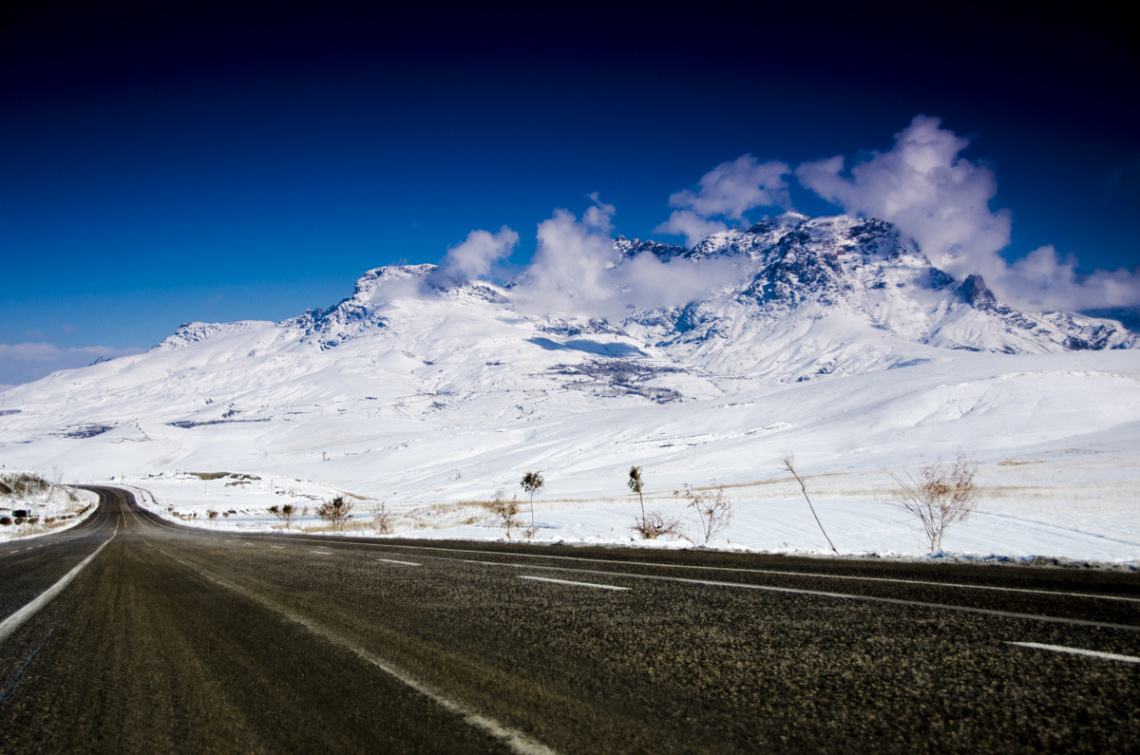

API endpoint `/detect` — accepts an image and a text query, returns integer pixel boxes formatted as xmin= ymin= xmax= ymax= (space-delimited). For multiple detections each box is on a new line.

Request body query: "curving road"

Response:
xmin=1 ymin=487 xmax=1138 ymax=752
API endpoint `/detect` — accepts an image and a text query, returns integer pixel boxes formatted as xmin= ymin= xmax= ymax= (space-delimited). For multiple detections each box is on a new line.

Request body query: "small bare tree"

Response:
xmin=628 ymin=466 xmax=646 ymax=522
xmin=316 ymin=495 xmax=355 ymax=532
xmin=521 ymin=471 xmax=544 ymax=528
xmin=782 ymin=455 xmax=838 ymax=554
xmin=891 ymin=456 xmax=978 ymax=553
xmin=628 ymin=466 xmax=679 ymax=539
xmin=676 ymin=484 xmax=732 ymax=546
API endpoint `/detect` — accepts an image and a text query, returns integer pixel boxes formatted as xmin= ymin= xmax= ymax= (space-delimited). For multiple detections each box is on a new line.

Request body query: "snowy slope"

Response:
xmin=1 ymin=213 xmax=1137 ymax=561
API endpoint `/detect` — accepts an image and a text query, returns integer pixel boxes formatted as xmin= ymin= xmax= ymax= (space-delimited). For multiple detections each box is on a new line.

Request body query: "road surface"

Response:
xmin=1 ymin=486 xmax=1138 ymax=752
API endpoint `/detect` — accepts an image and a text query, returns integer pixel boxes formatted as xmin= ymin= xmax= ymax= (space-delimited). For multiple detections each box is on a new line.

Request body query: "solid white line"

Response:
xmin=0 ymin=522 xmax=118 ymax=644
xmin=520 ymin=576 xmax=628 ymax=591
xmin=154 ymin=547 xmax=556 ymax=755
xmin=1008 ymin=642 xmax=1140 ymax=664
xmin=377 ymin=558 xmax=420 ymax=566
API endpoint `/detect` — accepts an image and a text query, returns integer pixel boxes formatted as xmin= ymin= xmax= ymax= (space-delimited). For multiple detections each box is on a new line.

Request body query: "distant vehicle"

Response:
xmin=12 ymin=510 xmax=29 ymax=519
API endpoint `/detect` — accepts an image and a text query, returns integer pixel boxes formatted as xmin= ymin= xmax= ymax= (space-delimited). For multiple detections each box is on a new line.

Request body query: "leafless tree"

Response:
xmin=521 ymin=471 xmax=544 ymax=528
xmin=891 ymin=456 xmax=978 ymax=553
xmin=782 ymin=455 xmax=838 ymax=554
xmin=628 ymin=466 xmax=645 ymax=522
xmin=627 ymin=465 xmax=679 ymax=539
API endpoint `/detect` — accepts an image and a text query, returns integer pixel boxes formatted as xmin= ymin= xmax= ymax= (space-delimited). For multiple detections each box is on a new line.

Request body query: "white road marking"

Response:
xmin=154 ymin=546 xmax=557 ymax=755
xmin=311 ymin=550 xmax=332 ymax=555
xmin=520 ymin=576 xmax=628 ymax=591
xmin=270 ymin=545 xmax=285 ymax=549
xmin=394 ymin=556 xmax=1139 ymax=632
xmin=377 ymin=558 xmax=420 ymax=566
xmin=369 ymin=543 xmax=1140 ymax=604
xmin=0 ymin=522 xmax=118 ymax=644
xmin=1008 ymin=642 xmax=1140 ymax=664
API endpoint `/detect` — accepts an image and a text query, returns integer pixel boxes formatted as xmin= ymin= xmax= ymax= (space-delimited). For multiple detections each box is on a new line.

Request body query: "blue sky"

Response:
xmin=1 ymin=2 xmax=1137 ymax=385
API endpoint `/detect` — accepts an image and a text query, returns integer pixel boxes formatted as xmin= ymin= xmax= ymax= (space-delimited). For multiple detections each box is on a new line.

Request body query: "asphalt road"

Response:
xmin=1 ymin=487 xmax=1138 ymax=753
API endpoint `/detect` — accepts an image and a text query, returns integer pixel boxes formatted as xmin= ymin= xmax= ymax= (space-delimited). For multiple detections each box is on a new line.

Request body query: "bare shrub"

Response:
xmin=372 ymin=501 xmax=393 ymax=535
xmin=207 ymin=509 xmax=218 ymax=520
xmin=488 ymin=492 xmax=521 ymax=540
xmin=891 ymin=456 xmax=978 ymax=553
xmin=630 ymin=510 xmax=681 ymax=540
xmin=268 ymin=503 xmax=300 ymax=529
xmin=316 ymin=496 xmax=355 ymax=532
xmin=676 ymin=484 xmax=732 ymax=546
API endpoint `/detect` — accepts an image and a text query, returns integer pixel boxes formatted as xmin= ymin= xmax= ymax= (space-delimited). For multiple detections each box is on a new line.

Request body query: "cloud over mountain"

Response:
xmin=655 ymin=155 xmax=790 ymax=246
xmin=434 ymin=116 xmax=1137 ymax=321
xmin=794 ymin=115 xmax=1140 ymax=312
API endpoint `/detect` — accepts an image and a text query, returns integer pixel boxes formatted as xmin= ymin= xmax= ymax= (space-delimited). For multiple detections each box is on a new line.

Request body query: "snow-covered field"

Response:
xmin=4 ymin=349 xmax=1137 ymax=564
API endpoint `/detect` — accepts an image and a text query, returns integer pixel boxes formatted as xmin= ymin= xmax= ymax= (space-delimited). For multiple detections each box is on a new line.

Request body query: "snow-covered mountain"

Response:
xmin=617 ymin=214 xmax=1133 ymax=380
xmin=3 ymin=212 xmax=1135 ymax=430
xmin=2 ymin=213 xmax=1138 ymax=561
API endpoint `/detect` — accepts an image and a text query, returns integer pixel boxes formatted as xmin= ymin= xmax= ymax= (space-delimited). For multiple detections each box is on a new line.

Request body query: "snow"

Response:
xmin=2 ymin=348 xmax=1136 ymax=564
xmin=0 ymin=481 xmax=100 ymax=542
xmin=1 ymin=214 xmax=1137 ymax=563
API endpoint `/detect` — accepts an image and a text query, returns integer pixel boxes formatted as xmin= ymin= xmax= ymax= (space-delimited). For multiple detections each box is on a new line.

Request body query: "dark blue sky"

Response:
xmin=1 ymin=1 xmax=1137 ymax=384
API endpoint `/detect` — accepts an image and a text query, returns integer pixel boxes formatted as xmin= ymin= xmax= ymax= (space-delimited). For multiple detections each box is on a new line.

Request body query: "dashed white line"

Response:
xmin=520 ymin=575 xmax=628 ymax=591
xmin=1008 ymin=642 xmax=1140 ymax=664
xmin=377 ymin=558 xmax=420 ymax=566
xmin=369 ymin=543 xmax=1140 ymax=604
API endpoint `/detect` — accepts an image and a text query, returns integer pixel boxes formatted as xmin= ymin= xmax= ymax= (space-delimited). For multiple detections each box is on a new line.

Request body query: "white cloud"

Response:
xmin=796 ymin=115 xmax=1012 ymax=282
xmin=0 ymin=343 xmax=143 ymax=386
xmin=613 ymin=250 xmax=743 ymax=311
xmin=655 ymin=155 xmax=790 ymax=246
xmin=514 ymin=197 xmax=747 ymax=318
xmin=796 ymin=115 xmax=1140 ymax=312
xmin=1004 ymin=246 xmax=1140 ymax=311
xmin=654 ymin=210 xmax=729 ymax=248
xmin=669 ymin=155 xmax=790 ymax=220
xmin=517 ymin=199 xmax=622 ymax=317
xmin=440 ymin=225 xmax=519 ymax=279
